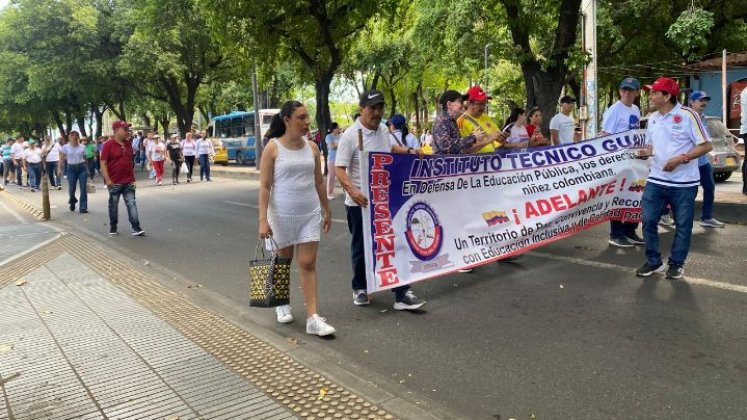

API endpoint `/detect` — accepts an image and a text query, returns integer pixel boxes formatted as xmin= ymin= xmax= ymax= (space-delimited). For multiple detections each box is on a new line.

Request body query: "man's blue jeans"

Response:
xmin=66 ymin=163 xmax=88 ymax=211
xmin=642 ymin=182 xmax=697 ymax=267
xmin=27 ymin=163 xmax=41 ymax=190
xmin=108 ymin=183 xmax=141 ymax=232
xmin=699 ymin=162 xmax=715 ymax=220
xmin=346 ymin=205 xmax=410 ymax=301
xmin=45 ymin=161 xmax=60 ymax=187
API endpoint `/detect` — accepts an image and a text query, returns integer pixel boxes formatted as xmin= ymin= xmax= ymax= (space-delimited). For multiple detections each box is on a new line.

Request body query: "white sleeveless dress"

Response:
xmin=267 ymin=139 xmax=322 ymax=249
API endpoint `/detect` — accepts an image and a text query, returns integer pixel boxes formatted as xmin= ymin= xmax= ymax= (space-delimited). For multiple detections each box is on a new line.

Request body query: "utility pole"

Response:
xmin=722 ymin=49 xmax=728 ymax=123
xmin=581 ymin=0 xmax=598 ymax=139
xmin=252 ymin=63 xmax=262 ymax=170
xmin=484 ymin=43 xmax=492 ymax=113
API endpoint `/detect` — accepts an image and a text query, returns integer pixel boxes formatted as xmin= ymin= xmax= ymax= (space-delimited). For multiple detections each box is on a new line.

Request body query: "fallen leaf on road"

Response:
xmin=317 ymin=387 xmax=328 ymax=400
xmin=364 ymin=350 xmax=369 ymax=354
xmin=15 ymin=280 xmax=27 ymax=286
xmin=186 ymin=284 xmax=202 ymax=289
xmin=399 ymin=380 xmax=406 ymax=384
xmin=379 ymin=309 xmax=387 ymax=313
xmin=286 ymin=337 xmax=298 ymax=345
xmin=43 ymin=310 xmax=53 ymax=314
xmin=559 ymin=284 xmax=564 ymax=289
xmin=453 ymin=284 xmax=459 ymax=287
xmin=0 ymin=344 xmax=13 ymax=354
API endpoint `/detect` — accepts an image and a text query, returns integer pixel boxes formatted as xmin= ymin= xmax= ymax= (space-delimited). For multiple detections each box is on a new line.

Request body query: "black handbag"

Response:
xmin=249 ymin=237 xmax=291 ymax=307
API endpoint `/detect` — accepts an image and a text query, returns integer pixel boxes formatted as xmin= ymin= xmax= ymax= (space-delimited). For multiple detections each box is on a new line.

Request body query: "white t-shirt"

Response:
xmin=149 ymin=142 xmax=166 ymax=161
xmin=181 ymin=139 xmax=197 ymax=156
xmin=336 ymin=119 xmax=392 ymax=207
xmin=61 ymin=143 xmax=87 ymax=164
xmin=602 ymin=100 xmax=641 ymax=135
xmin=42 ymin=142 xmax=60 ymax=162
xmin=549 ymin=112 xmax=576 ymax=144
xmin=740 ymin=88 xmax=747 ymax=135
xmin=10 ymin=143 xmax=24 ymax=160
xmin=505 ymin=124 xmax=530 ymax=145
xmin=22 ymin=148 xmax=42 ymax=164
xmin=196 ymin=139 xmax=213 ymax=156
xmin=645 ymin=103 xmax=710 ymax=187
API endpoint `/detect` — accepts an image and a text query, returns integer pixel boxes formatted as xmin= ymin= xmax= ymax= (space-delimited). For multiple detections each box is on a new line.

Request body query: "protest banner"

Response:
xmin=360 ymin=129 xmax=649 ymax=293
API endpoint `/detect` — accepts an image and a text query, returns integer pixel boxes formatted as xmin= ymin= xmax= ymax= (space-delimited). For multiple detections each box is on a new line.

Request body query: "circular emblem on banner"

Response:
xmin=673 ymin=114 xmax=682 ymax=124
xmin=405 ymin=202 xmax=443 ymax=261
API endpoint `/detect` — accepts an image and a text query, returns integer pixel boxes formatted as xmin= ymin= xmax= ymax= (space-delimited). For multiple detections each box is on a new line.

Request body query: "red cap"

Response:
xmin=464 ymin=85 xmax=491 ymax=102
xmin=644 ymin=77 xmax=679 ymax=97
xmin=112 ymin=120 xmax=131 ymax=131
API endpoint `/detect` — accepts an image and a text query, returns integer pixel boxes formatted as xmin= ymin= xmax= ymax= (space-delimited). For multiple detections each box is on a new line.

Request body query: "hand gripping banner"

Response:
xmin=360 ymin=129 xmax=650 ymax=293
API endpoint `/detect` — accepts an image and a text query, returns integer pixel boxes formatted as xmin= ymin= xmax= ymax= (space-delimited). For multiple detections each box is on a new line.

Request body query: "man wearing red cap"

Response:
xmin=100 ymin=120 xmax=145 ymax=236
xmin=635 ymin=77 xmax=712 ymax=280
xmin=457 ymin=86 xmax=506 ymax=153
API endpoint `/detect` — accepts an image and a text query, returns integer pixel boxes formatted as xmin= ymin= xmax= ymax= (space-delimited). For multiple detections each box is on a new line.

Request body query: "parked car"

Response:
xmin=211 ymin=137 xmax=229 ymax=165
xmin=639 ymin=116 xmax=741 ymax=182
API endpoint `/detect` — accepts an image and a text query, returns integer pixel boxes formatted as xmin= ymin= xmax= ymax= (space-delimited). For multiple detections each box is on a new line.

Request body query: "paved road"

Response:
xmin=9 ymin=174 xmax=747 ymax=419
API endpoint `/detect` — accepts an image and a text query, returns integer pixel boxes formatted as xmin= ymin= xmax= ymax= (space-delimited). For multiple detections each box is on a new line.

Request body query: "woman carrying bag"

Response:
xmin=257 ymin=100 xmax=335 ymax=337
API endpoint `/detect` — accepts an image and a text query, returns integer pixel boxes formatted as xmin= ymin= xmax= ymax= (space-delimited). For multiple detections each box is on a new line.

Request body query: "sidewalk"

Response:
xmin=0 ymin=196 xmax=446 ymax=420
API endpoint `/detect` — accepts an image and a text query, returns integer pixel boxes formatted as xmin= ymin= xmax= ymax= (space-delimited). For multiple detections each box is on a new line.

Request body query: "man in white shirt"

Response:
xmin=635 ymin=77 xmax=712 ymax=280
xmin=549 ymin=96 xmax=576 ymax=145
xmin=599 ymin=77 xmax=645 ymax=248
xmin=335 ymin=89 xmax=426 ymax=311
xmin=740 ymin=88 xmax=747 ymax=194
xmin=10 ymin=136 xmax=25 ymax=187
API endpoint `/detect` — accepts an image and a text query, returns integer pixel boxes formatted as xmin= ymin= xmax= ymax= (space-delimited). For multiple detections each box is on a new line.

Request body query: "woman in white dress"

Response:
xmin=258 ymin=101 xmax=335 ymax=337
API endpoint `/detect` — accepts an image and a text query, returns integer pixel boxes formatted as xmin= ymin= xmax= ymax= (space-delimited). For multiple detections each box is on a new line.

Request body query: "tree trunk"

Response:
xmin=371 ymin=73 xmax=380 ymax=91
xmin=153 ymin=120 xmax=159 ymax=135
xmin=140 ymin=113 xmax=151 ymax=131
xmin=52 ymin=111 xmax=67 ymax=140
xmin=198 ymin=106 xmax=209 ymax=124
xmin=76 ymin=114 xmax=88 ymax=138
xmin=65 ymin=112 xmax=74 ymax=134
xmin=118 ymin=101 xmax=126 ymax=121
xmin=314 ymin=72 xmax=334 ymax=150
xmin=388 ymin=87 xmax=397 ymax=117
xmin=93 ymin=105 xmax=105 ymax=139
xmin=522 ymin=63 xmax=565 ymax=135
xmin=412 ymin=86 xmax=421 ymax=130
xmin=159 ymin=116 xmax=170 ymax=139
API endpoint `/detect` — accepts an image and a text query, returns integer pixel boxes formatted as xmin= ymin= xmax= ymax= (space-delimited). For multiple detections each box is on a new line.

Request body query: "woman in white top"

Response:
xmin=195 ymin=134 xmax=214 ymax=181
xmin=59 ymin=131 xmax=89 ymax=213
xmin=180 ymin=132 xmax=197 ymax=182
xmin=502 ymin=107 xmax=530 ymax=149
xmin=148 ymin=135 xmax=166 ymax=186
xmin=41 ymin=136 xmax=62 ymax=189
xmin=258 ymin=101 xmax=335 ymax=337
xmin=22 ymin=139 xmax=43 ymax=192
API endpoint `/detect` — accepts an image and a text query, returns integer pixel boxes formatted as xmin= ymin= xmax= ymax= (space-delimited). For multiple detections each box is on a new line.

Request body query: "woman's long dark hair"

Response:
xmin=503 ymin=107 xmax=526 ymax=129
xmin=265 ymin=101 xmax=304 ymax=139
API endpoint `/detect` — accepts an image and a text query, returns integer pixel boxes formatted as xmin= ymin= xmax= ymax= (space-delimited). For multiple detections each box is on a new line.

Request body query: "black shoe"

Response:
xmin=609 ymin=237 xmax=634 ymax=248
xmin=665 ymin=265 xmax=684 ymax=279
xmin=636 ymin=262 xmax=665 ymax=277
xmin=79 ymin=209 xmax=88 ymax=214
xmin=69 ymin=203 xmax=76 ymax=211
xmin=626 ymin=232 xmax=645 ymax=245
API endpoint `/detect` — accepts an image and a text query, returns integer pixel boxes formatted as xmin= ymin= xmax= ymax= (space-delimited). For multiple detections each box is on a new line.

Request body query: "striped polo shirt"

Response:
xmin=645 ymin=103 xmax=710 ymax=187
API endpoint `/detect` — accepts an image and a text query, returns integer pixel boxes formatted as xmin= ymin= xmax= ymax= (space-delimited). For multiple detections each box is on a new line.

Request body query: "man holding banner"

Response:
xmin=335 ymin=89 xmax=427 ymax=310
xmin=599 ymin=77 xmax=646 ymax=248
xmin=636 ymin=77 xmax=712 ymax=280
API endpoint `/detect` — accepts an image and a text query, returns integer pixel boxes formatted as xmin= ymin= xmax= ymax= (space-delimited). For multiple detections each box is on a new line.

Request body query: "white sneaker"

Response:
xmin=306 ymin=314 xmax=336 ymax=336
xmin=659 ymin=215 xmax=675 ymax=226
xmin=275 ymin=305 xmax=293 ymax=324
xmin=457 ymin=268 xmax=473 ymax=273
xmin=700 ymin=218 xmax=725 ymax=228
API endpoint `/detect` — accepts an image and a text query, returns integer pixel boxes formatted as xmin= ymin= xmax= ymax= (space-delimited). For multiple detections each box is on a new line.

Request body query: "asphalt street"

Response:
xmin=10 ymin=171 xmax=747 ymax=420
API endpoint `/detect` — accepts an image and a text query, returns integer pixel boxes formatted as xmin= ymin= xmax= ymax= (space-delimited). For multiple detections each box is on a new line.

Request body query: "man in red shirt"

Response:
xmin=100 ymin=120 xmax=145 ymax=236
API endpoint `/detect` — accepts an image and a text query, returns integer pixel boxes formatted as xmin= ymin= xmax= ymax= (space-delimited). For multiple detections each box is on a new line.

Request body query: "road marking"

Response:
xmin=0 ymin=196 xmax=28 ymax=223
xmin=224 ymin=200 xmax=347 ymax=224
xmin=530 ymin=251 xmax=747 ymax=295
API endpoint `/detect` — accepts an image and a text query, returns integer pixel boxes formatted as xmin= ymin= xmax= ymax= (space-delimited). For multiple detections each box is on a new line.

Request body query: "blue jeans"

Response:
xmin=610 ymin=221 xmax=639 ymax=239
xmin=66 ymin=163 xmax=88 ymax=211
xmin=46 ymin=161 xmax=60 ymax=187
xmin=642 ymin=183 xmax=697 ymax=267
xmin=108 ymin=183 xmax=141 ymax=232
xmin=699 ymin=162 xmax=715 ymax=220
xmin=199 ymin=154 xmax=211 ymax=180
xmin=27 ymin=163 xmax=41 ymax=189
xmin=346 ymin=205 xmax=410 ymax=300
xmin=15 ymin=159 xmax=23 ymax=185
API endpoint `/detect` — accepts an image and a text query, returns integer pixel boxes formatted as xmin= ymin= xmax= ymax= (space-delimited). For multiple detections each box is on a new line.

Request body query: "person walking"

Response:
xmin=82 ymin=137 xmax=96 ymax=182
xmin=635 ymin=77 xmax=712 ymax=280
xmin=59 ymin=131 xmax=88 ymax=213
xmin=324 ymin=122 xmax=340 ymax=200
xmin=41 ymin=136 xmax=62 ymax=190
xmin=101 ymin=120 xmax=145 ymax=237
xmin=1 ymin=138 xmax=13 ymax=186
xmin=148 ymin=135 xmax=166 ymax=186
xmin=196 ymin=134 xmax=214 ymax=182
xmin=687 ymin=91 xmax=725 ymax=228
xmin=335 ymin=89 xmax=427 ymax=310
xmin=166 ymin=134 xmax=184 ymax=185
xmin=22 ymin=140 xmax=42 ymax=192
xmin=258 ymin=101 xmax=335 ymax=337
xmin=550 ymin=96 xmax=577 ymax=145
xmin=598 ymin=77 xmax=646 ymax=248
xmin=11 ymin=136 xmax=25 ymax=187
xmin=180 ymin=132 xmax=197 ymax=182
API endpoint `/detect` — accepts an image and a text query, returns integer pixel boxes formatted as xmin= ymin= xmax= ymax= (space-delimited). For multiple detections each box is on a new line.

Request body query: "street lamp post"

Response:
xmin=484 ymin=43 xmax=492 ymax=112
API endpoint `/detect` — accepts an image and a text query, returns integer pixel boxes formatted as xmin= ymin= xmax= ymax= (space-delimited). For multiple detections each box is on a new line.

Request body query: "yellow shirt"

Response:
xmin=457 ymin=112 xmax=502 ymax=153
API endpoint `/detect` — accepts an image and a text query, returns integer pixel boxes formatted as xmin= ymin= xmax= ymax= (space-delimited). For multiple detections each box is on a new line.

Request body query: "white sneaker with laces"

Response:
xmin=275 ymin=305 xmax=293 ymax=324
xmin=659 ymin=215 xmax=675 ymax=226
xmin=306 ymin=314 xmax=336 ymax=336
